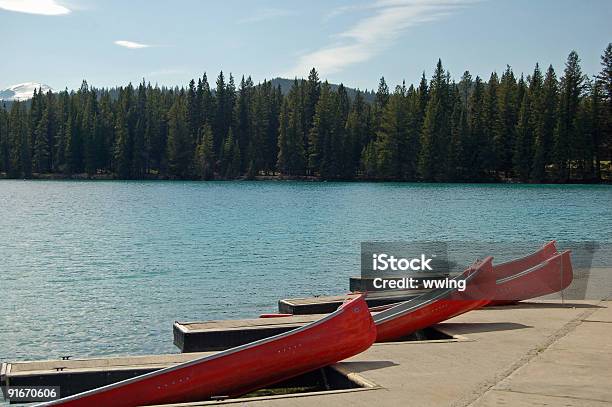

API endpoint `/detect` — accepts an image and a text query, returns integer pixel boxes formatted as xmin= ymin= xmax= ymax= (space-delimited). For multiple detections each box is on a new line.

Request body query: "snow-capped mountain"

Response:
xmin=0 ymin=82 xmax=54 ymax=101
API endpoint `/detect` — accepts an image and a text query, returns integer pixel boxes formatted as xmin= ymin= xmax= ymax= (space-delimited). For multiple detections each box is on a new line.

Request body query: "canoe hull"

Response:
xmin=374 ymin=257 xmax=495 ymax=342
xmin=493 ymin=250 xmax=573 ymax=304
xmin=493 ymin=241 xmax=558 ymax=281
xmin=39 ymin=296 xmax=376 ymax=407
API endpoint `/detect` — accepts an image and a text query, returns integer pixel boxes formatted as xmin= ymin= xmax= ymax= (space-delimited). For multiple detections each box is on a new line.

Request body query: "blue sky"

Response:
xmin=1 ymin=0 xmax=611 ymax=91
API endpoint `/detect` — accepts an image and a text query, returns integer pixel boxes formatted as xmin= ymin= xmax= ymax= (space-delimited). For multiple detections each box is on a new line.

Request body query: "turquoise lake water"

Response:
xmin=1 ymin=180 xmax=611 ymax=364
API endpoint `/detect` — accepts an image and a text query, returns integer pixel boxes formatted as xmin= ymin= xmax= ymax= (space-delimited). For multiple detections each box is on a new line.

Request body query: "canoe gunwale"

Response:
xmin=496 ymin=250 xmax=571 ymax=285
xmin=372 ymin=257 xmax=492 ymax=325
xmin=493 ymin=241 xmax=557 ymax=277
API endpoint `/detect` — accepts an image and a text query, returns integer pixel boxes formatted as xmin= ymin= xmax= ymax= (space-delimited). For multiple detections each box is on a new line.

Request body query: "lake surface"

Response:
xmin=1 ymin=180 xmax=611 ymax=363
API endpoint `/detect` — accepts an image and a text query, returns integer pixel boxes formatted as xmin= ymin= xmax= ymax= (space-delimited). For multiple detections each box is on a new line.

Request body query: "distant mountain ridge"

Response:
xmin=1 ymin=79 xmax=374 ymax=104
xmin=269 ymin=78 xmax=375 ymax=103
xmin=0 ymin=82 xmax=53 ymax=101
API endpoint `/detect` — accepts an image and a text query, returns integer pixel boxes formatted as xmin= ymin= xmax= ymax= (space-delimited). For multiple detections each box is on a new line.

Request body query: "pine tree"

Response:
xmin=53 ymin=90 xmax=70 ymax=172
xmin=229 ymin=139 xmax=241 ymax=178
xmin=114 ymin=110 xmax=131 ymax=178
xmin=8 ymin=102 xmax=31 ymax=178
xmin=416 ymin=72 xmax=429 ymax=137
xmin=250 ymin=84 xmax=271 ymax=175
xmin=554 ymin=51 xmax=585 ymax=181
xmin=234 ymin=76 xmax=253 ymax=172
xmin=167 ymin=93 xmax=192 ymax=178
xmin=589 ymin=79 xmax=604 ymax=181
xmin=29 ymin=88 xmax=43 ymax=157
xmin=83 ymin=89 xmax=100 ymax=175
xmin=418 ymin=59 xmax=450 ymax=181
xmin=360 ymin=141 xmax=378 ymax=178
xmin=449 ymin=86 xmax=468 ymax=179
xmin=229 ymin=141 xmax=242 ymax=178
xmin=376 ymin=86 xmax=407 ymax=179
xmin=495 ymin=66 xmax=518 ymax=177
xmin=458 ymin=71 xmax=473 ymax=108
xmin=514 ymin=91 xmax=533 ymax=181
xmin=419 ymin=98 xmax=440 ymax=180
xmin=65 ymin=111 xmax=83 ymax=174
xmin=187 ymin=79 xmax=200 ymax=141
xmin=574 ymin=82 xmax=595 ymax=180
xmin=265 ymin=83 xmax=282 ymax=174
xmin=195 ymin=124 xmax=215 ymax=179
xmin=225 ymin=74 xmax=237 ymax=149
xmin=309 ymin=82 xmax=339 ymax=177
xmin=0 ymin=105 xmax=8 ymax=173
xmin=336 ymin=84 xmax=350 ymax=177
xmin=345 ymin=91 xmax=370 ymax=178
xmin=596 ymin=43 xmax=612 ymax=180
xmin=466 ymin=76 xmax=487 ymax=179
xmin=277 ymin=85 xmax=306 ymax=176
xmin=213 ymin=71 xmax=227 ymax=152
xmin=111 ymin=86 xmax=134 ymax=178
xmin=202 ymin=73 xmax=213 ymax=118
xmin=143 ymin=87 xmax=165 ymax=173
xmin=532 ymin=65 xmax=558 ymax=182
xmin=43 ymin=91 xmax=58 ymax=172
xmin=527 ymin=64 xmax=543 ymax=181
xmin=303 ymin=68 xmax=321 ymax=153
xmin=288 ymin=80 xmax=306 ymax=175
xmin=33 ymin=107 xmax=50 ymax=173
xmin=221 ymin=128 xmax=235 ymax=177
xmin=373 ymin=77 xmax=390 ymax=133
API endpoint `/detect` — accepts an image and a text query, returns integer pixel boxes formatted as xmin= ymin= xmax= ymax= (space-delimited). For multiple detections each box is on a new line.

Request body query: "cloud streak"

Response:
xmin=284 ymin=0 xmax=475 ymax=78
xmin=0 ymin=0 xmax=70 ymax=15
xmin=114 ymin=40 xmax=151 ymax=49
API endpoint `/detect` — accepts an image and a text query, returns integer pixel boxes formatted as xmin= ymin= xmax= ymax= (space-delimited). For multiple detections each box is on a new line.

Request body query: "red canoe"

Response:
xmin=493 ymin=250 xmax=573 ymax=304
xmin=38 ymin=295 xmax=376 ymax=407
xmin=494 ymin=240 xmax=558 ymax=281
xmin=373 ymin=256 xmax=495 ymax=342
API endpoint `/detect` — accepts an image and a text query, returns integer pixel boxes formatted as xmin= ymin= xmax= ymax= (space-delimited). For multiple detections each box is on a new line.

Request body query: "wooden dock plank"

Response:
xmin=6 ymin=353 xmax=213 ymax=377
xmin=278 ymin=290 xmax=426 ymax=314
xmin=177 ymin=314 xmax=322 ymax=331
xmin=174 ymin=291 xmax=430 ymax=352
xmin=174 ymin=315 xmax=323 ymax=352
xmin=3 ymin=353 xmax=214 ymax=399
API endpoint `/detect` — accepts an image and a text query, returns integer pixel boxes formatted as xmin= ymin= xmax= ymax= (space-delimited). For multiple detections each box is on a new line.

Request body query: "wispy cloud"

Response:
xmin=284 ymin=0 xmax=475 ymax=78
xmin=237 ymin=7 xmax=295 ymax=24
xmin=0 ymin=0 xmax=70 ymax=15
xmin=114 ymin=40 xmax=151 ymax=49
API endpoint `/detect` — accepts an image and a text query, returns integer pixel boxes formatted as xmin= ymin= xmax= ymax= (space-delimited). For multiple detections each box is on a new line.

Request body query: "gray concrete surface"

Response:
xmin=154 ymin=299 xmax=612 ymax=406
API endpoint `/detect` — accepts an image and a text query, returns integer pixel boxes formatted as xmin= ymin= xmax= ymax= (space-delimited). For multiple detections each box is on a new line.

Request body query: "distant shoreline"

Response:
xmin=0 ymin=172 xmax=609 ymax=185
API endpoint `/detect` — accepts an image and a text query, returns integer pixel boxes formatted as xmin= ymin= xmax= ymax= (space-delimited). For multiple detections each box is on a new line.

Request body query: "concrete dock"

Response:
xmin=152 ymin=298 xmax=612 ymax=407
